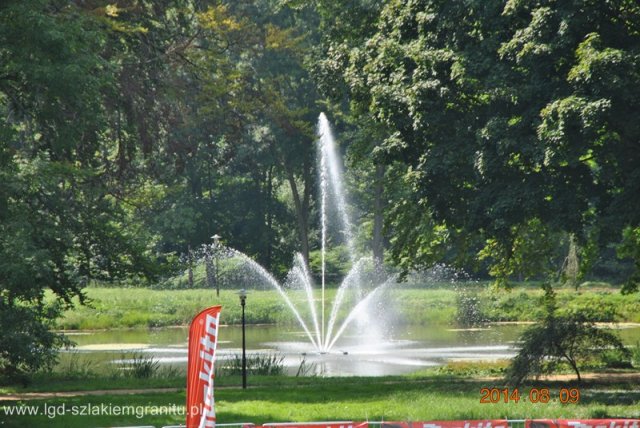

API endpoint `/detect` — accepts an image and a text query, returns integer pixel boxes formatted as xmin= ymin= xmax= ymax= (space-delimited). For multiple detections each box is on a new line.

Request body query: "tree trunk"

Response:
xmin=372 ymin=163 xmax=385 ymax=264
xmin=188 ymin=245 xmax=194 ymax=288
xmin=207 ymin=153 xmax=214 ymax=238
xmin=265 ymin=166 xmax=274 ymax=270
xmin=116 ymin=108 xmax=127 ymax=176
xmin=301 ymin=156 xmax=312 ymax=260
xmin=567 ymin=356 xmax=581 ymax=382
xmin=286 ymin=168 xmax=310 ymax=263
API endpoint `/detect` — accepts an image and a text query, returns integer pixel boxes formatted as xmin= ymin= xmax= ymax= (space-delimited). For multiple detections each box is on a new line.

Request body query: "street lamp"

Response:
xmin=237 ymin=288 xmax=247 ymax=389
xmin=211 ymin=234 xmax=221 ymax=246
xmin=211 ymin=234 xmax=221 ymax=297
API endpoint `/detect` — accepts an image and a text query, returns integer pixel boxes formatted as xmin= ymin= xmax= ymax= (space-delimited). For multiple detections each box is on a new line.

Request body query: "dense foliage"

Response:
xmin=318 ymin=0 xmax=640 ymax=290
xmin=0 ymin=0 xmax=320 ymax=378
xmin=313 ymin=1 xmax=640 ymax=382
xmin=1 ymin=0 xmax=639 ymax=379
xmin=0 ymin=0 xmax=155 ymax=378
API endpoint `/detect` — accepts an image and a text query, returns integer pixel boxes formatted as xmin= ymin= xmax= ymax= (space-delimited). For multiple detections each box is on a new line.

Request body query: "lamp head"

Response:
xmin=211 ymin=234 xmax=221 ymax=246
xmin=237 ymin=288 xmax=247 ymax=305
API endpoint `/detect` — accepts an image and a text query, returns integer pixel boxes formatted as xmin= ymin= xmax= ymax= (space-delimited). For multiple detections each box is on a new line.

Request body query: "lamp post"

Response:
xmin=211 ymin=234 xmax=221 ymax=297
xmin=238 ymin=288 xmax=247 ymax=389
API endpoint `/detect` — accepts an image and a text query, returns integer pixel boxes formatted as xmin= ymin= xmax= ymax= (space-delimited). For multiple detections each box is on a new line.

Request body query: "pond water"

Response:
xmin=60 ymin=323 xmax=640 ymax=377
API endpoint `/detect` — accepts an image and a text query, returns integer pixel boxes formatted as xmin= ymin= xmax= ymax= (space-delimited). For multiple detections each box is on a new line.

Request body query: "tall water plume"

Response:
xmin=188 ymin=113 xmax=392 ymax=352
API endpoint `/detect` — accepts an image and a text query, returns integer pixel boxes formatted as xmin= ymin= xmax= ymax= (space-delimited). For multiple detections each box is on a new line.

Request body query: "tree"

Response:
xmin=184 ymin=1 xmax=320 ymax=267
xmin=316 ymin=0 xmax=640 ymax=384
xmin=321 ymin=0 xmax=640 ymax=286
xmin=506 ymin=287 xmax=629 ymax=385
xmin=311 ymin=0 xmax=393 ymax=263
xmin=0 ymin=0 xmax=157 ymax=378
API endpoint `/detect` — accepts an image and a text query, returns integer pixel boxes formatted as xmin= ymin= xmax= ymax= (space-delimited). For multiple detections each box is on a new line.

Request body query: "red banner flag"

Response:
xmin=187 ymin=305 xmax=222 ymax=428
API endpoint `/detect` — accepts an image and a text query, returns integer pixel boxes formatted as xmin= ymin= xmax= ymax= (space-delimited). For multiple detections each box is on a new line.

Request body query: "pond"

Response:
xmin=60 ymin=323 xmax=640 ymax=377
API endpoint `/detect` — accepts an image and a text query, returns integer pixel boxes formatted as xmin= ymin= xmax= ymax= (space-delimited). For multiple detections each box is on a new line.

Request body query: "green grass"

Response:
xmin=53 ymin=284 xmax=640 ymax=330
xmin=479 ymin=287 xmax=640 ymax=323
xmin=2 ymin=374 xmax=639 ymax=427
xmin=391 ymin=288 xmax=458 ymax=325
xmin=55 ymin=288 xmax=301 ymax=329
xmin=0 ymin=374 xmax=185 ymax=394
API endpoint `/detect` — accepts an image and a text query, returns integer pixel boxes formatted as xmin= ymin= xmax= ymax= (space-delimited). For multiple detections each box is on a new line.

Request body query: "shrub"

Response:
xmin=220 ymin=352 xmax=284 ymax=376
xmin=0 ymin=302 xmax=70 ymax=384
xmin=506 ymin=311 xmax=630 ymax=386
xmin=600 ymin=349 xmax=633 ymax=369
xmin=120 ymin=353 xmax=160 ymax=379
xmin=631 ymin=342 xmax=640 ymax=368
xmin=295 ymin=356 xmax=317 ymax=377
xmin=55 ymin=351 xmax=96 ymax=379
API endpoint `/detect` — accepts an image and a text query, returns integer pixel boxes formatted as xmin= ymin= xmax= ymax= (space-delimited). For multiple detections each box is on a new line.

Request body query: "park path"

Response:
xmin=475 ymin=371 xmax=640 ymax=382
xmin=0 ymin=387 xmax=181 ymax=401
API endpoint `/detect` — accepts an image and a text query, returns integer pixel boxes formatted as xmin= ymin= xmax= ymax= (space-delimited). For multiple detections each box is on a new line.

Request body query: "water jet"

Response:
xmin=195 ymin=113 xmax=392 ymax=353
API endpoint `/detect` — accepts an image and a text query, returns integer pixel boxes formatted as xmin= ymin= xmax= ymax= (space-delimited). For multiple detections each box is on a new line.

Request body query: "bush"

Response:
xmin=220 ymin=352 xmax=284 ymax=376
xmin=119 ymin=353 xmax=160 ymax=379
xmin=631 ymin=342 xmax=640 ymax=368
xmin=600 ymin=349 xmax=633 ymax=369
xmin=55 ymin=351 xmax=96 ymax=380
xmin=295 ymin=356 xmax=317 ymax=377
xmin=436 ymin=360 xmax=509 ymax=377
xmin=506 ymin=310 xmax=630 ymax=386
xmin=0 ymin=301 xmax=70 ymax=384
xmin=308 ymin=245 xmax=351 ymax=282
xmin=484 ymin=291 xmax=545 ymax=322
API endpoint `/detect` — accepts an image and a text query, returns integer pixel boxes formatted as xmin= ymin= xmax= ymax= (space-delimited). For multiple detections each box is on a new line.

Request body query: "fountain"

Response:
xmin=195 ymin=113 xmax=392 ymax=353
xmin=70 ymin=115 xmax=636 ymax=376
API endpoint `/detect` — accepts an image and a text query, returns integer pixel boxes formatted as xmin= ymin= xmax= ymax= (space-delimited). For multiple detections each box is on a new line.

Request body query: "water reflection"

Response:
xmin=60 ymin=323 xmax=640 ymax=376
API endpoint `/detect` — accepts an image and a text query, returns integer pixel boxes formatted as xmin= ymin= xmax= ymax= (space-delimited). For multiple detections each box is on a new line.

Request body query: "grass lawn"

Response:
xmin=52 ymin=284 xmax=640 ymax=330
xmin=13 ymin=283 xmax=636 ymax=427
xmin=2 ymin=375 xmax=639 ymax=427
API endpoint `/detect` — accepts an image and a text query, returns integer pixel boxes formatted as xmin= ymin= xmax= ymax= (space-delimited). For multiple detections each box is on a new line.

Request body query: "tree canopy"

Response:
xmin=1 ymin=0 xmax=639 ymax=379
xmin=319 ymin=0 xmax=640 ymax=290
